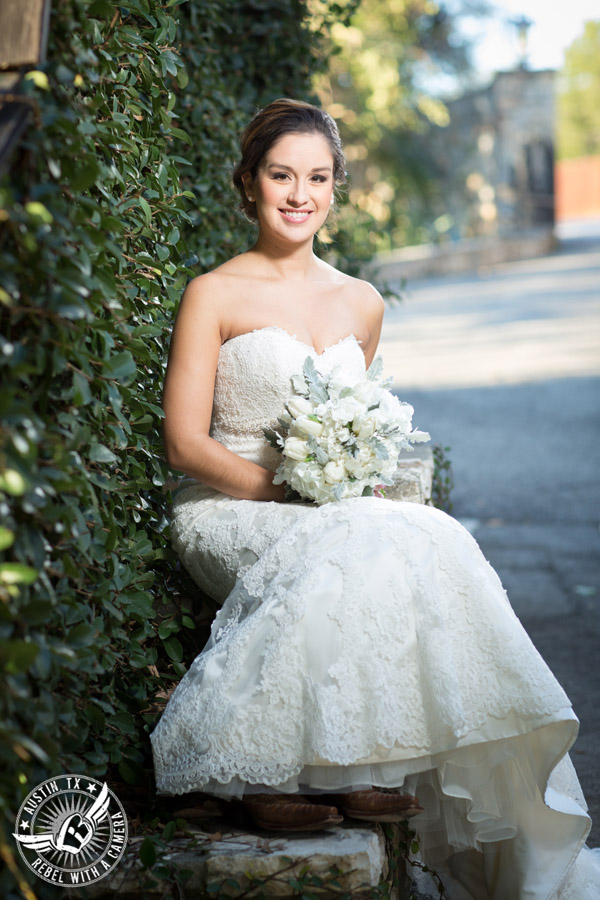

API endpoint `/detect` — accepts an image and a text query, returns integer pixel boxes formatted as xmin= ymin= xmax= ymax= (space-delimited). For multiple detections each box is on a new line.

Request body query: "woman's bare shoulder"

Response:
xmin=325 ymin=263 xmax=384 ymax=317
xmin=184 ymin=255 xmax=250 ymax=295
xmin=317 ymin=257 xmax=382 ymax=296
xmin=179 ymin=255 xmax=254 ymax=323
xmin=350 ymin=275 xmax=384 ymax=308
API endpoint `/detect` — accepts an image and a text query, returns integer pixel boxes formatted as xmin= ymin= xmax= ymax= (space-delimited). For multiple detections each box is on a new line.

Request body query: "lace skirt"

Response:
xmin=151 ymin=487 xmax=598 ymax=899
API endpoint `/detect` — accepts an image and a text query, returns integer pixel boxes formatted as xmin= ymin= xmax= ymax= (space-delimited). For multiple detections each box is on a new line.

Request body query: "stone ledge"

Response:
xmin=72 ymin=823 xmax=410 ymax=898
xmin=387 ymin=444 xmax=434 ymax=505
xmin=372 ymin=226 xmax=556 ymax=281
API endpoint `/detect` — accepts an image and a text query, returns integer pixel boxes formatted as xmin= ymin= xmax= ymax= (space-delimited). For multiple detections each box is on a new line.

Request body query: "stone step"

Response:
xmin=73 ymin=823 xmax=412 ymax=898
xmin=389 ymin=444 xmax=434 ymax=505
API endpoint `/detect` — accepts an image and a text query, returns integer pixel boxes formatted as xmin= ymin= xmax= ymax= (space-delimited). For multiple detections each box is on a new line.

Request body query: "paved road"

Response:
xmin=379 ymin=220 xmax=600 ymax=845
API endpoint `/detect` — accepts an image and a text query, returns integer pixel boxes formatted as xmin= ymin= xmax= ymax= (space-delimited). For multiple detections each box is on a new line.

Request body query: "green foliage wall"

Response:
xmin=557 ymin=20 xmax=600 ymax=160
xmin=0 ymin=0 xmax=356 ymax=893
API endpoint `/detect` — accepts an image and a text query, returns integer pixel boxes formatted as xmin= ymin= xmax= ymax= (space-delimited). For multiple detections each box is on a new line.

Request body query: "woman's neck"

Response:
xmin=248 ymin=234 xmax=322 ymax=282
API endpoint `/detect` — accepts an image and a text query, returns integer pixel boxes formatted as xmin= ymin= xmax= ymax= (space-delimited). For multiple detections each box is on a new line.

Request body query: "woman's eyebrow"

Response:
xmin=266 ymin=163 xmax=333 ymax=173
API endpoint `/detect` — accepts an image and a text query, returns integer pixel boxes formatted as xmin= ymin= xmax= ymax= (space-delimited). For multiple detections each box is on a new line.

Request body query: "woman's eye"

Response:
xmin=270 ymin=173 xmax=328 ymax=183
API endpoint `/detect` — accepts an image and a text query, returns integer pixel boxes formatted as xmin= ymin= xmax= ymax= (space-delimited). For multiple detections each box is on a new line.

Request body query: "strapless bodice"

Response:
xmin=209 ymin=326 xmax=366 ymax=470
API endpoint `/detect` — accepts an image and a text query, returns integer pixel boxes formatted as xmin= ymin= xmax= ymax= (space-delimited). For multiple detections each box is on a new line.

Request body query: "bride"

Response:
xmin=151 ymin=99 xmax=599 ymax=898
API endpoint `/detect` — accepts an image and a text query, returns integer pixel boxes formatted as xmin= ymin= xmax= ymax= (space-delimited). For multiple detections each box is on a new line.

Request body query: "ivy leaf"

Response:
xmin=0 ymin=527 xmax=14 ymax=551
xmin=24 ymin=70 xmax=50 ymax=90
xmin=158 ymin=620 xmax=178 ymax=640
xmin=89 ymin=442 xmax=118 ymax=463
xmin=70 ymin=159 xmax=101 ymax=193
xmin=109 ymin=712 xmax=136 ymax=734
xmin=104 ymin=351 xmax=136 ymax=382
xmin=118 ymin=758 xmax=145 ymax=785
xmin=139 ymin=837 xmax=157 ymax=868
xmin=138 ymin=197 xmax=153 ymax=225
xmin=0 ymin=469 xmax=27 ymax=495
xmin=0 ymin=563 xmax=38 ymax=585
xmin=163 ymin=635 xmax=183 ymax=662
xmin=0 ymin=640 xmax=39 ymax=672
xmin=87 ymin=0 xmax=115 ymax=17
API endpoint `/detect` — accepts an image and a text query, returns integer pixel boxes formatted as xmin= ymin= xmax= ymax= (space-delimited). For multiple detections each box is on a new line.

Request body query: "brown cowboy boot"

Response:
xmin=243 ymin=793 xmax=343 ymax=832
xmin=328 ymin=789 xmax=424 ymax=822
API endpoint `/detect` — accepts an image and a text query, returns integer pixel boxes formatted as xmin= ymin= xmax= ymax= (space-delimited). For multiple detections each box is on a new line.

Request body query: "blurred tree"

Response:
xmin=314 ymin=0 xmax=488 ymax=250
xmin=557 ymin=20 xmax=600 ymax=160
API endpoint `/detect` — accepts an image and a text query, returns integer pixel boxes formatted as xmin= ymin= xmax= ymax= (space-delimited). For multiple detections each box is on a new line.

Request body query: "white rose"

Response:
xmin=383 ymin=395 xmax=412 ymax=424
xmin=325 ymin=441 xmax=346 ymax=462
xmin=293 ymin=414 xmax=324 ymax=437
xmin=307 ymin=480 xmax=334 ymax=504
xmin=353 ymin=382 xmax=375 ymax=404
xmin=352 ymin=415 xmax=376 ymax=440
xmin=284 ymin=437 xmax=310 ymax=460
xmin=323 ymin=460 xmax=345 ymax=483
xmin=345 ymin=445 xmax=376 ymax=476
xmin=334 ymin=425 xmax=351 ymax=443
xmin=329 ymin=365 xmax=357 ymax=392
xmin=287 ymin=396 xmax=314 ymax=419
xmin=330 ymin=396 xmax=360 ymax=424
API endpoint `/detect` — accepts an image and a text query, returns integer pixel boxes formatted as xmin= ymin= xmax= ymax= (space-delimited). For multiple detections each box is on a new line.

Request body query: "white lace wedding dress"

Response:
xmin=151 ymin=326 xmax=600 ymax=899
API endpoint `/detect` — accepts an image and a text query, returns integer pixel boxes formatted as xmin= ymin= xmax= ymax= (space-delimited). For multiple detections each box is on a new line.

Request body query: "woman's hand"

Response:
xmin=266 ymin=479 xmax=287 ymax=503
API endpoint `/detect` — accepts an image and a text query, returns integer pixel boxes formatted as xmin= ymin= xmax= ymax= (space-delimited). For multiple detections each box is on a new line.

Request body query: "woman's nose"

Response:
xmin=287 ymin=181 xmax=309 ymax=205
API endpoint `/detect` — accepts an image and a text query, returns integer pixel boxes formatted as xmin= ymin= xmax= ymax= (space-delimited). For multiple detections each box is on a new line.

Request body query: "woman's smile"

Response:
xmin=279 ymin=208 xmax=313 ymax=223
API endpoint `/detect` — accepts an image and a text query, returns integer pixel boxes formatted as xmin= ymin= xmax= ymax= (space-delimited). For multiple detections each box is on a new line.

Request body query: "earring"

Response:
xmin=246 ymin=192 xmax=255 ymax=202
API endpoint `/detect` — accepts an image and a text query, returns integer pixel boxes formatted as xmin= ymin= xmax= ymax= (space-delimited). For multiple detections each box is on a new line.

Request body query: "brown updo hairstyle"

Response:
xmin=232 ymin=98 xmax=347 ymax=222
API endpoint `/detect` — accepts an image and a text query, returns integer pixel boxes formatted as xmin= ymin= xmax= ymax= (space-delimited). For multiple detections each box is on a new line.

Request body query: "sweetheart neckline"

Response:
xmin=221 ymin=326 xmax=361 ymax=358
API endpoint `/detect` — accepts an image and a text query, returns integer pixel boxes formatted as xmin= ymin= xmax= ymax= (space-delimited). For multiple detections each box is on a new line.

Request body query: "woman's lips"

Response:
xmin=279 ymin=209 xmax=313 ymax=223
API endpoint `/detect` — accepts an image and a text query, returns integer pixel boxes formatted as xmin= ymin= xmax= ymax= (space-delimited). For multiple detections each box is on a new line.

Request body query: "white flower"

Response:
xmin=328 ymin=364 xmax=358 ymax=392
xmin=323 ymin=460 xmax=345 ymax=483
xmin=284 ymin=436 xmax=310 ymax=460
xmin=335 ymin=425 xmax=351 ymax=442
xmin=287 ymin=396 xmax=314 ymax=418
xmin=382 ymin=395 xmax=410 ymax=423
xmin=267 ymin=352 xmax=430 ymax=505
xmin=330 ymin=395 xmax=360 ymax=424
xmin=293 ymin=414 xmax=324 ymax=437
xmin=352 ymin=415 xmax=376 ymax=440
xmin=352 ymin=381 xmax=375 ymax=404
xmin=345 ymin=445 xmax=376 ymax=476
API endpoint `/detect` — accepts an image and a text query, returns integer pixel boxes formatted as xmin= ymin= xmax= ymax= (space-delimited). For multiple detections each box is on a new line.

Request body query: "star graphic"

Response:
xmin=87 ymin=783 xmax=98 ymax=794
xmin=19 ymin=819 xmax=30 ymax=830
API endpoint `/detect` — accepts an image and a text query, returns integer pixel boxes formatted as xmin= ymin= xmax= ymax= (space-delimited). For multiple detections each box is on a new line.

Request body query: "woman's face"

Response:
xmin=245 ymin=132 xmax=335 ymax=243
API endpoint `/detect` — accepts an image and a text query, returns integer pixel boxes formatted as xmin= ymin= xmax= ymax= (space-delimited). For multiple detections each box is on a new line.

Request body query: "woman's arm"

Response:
xmin=358 ymin=282 xmax=385 ymax=368
xmin=162 ymin=276 xmax=285 ymax=502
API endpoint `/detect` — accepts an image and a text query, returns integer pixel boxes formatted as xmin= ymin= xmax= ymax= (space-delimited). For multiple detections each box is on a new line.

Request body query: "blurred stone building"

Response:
xmin=375 ymin=68 xmax=556 ymax=280
xmin=432 ymin=68 xmax=555 ymax=239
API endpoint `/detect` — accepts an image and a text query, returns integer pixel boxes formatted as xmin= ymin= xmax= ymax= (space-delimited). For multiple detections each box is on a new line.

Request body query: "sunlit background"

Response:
xmin=314 ymin=0 xmax=600 ymax=256
xmin=311 ymin=0 xmax=600 ymax=388
xmin=461 ymin=0 xmax=600 ymax=76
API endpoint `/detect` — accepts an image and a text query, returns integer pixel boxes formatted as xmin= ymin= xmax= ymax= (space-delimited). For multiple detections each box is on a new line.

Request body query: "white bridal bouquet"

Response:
xmin=264 ymin=355 xmax=430 ymax=505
